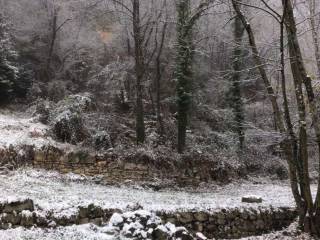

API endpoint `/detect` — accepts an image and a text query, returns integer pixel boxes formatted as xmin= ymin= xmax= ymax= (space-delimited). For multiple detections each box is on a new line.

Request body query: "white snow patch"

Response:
xmin=109 ymin=213 xmax=124 ymax=226
xmin=0 ymin=111 xmax=72 ymax=150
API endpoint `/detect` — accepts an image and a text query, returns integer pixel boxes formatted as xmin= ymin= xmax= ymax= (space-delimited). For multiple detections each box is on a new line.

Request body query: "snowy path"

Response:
xmin=0 ymin=168 xmax=317 ymax=216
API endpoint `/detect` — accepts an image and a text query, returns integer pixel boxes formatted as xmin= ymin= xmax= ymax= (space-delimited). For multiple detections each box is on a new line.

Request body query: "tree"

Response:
xmin=175 ymin=0 xmax=213 ymax=153
xmin=283 ymin=0 xmax=320 ymax=233
xmin=231 ymin=0 xmax=320 ymax=235
xmin=110 ymin=0 xmax=169 ymax=144
xmin=231 ymin=0 xmax=245 ymax=149
xmin=307 ymin=0 xmax=320 ymax=79
xmin=0 ymin=14 xmax=19 ymax=102
xmin=132 ymin=0 xmax=146 ymax=144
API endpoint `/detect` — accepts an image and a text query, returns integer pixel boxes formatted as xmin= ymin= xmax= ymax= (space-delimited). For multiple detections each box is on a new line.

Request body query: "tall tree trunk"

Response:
xmin=280 ymin=0 xmax=303 ymax=217
xmin=231 ymin=0 xmax=302 ymax=222
xmin=175 ymin=0 xmax=213 ymax=153
xmin=176 ymin=0 xmax=193 ymax=153
xmin=231 ymin=1 xmax=245 ymax=149
xmin=133 ymin=0 xmax=146 ymax=144
xmin=283 ymin=0 xmax=320 ymax=234
xmin=155 ymin=22 xmax=167 ymax=136
xmin=308 ymin=0 xmax=320 ymax=79
xmin=46 ymin=8 xmax=58 ymax=81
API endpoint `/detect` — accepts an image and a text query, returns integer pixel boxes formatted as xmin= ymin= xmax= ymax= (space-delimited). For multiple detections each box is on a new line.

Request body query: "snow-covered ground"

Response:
xmin=0 ymin=168 xmax=317 ymax=216
xmin=0 ymin=111 xmax=317 ymax=239
xmin=0 ymin=111 xmax=71 ymax=149
xmin=0 ymin=221 xmax=315 ymax=240
xmin=0 ymin=224 xmax=114 ymax=240
xmin=0 ymin=168 xmax=317 ymax=240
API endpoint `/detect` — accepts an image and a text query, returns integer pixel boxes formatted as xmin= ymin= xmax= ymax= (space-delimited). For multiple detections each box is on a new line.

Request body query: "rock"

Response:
xmin=79 ymin=218 xmax=89 ymax=224
xmin=174 ymin=227 xmax=194 ymax=240
xmin=0 ymin=213 xmax=21 ymax=225
xmin=178 ymin=212 xmax=194 ymax=224
xmin=20 ymin=211 xmax=35 ymax=227
xmin=109 ymin=212 xmax=124 ymax=227
xmin=78 ymin=207 xmax=89 ymax=219
xmin=152 ymin=226 xmax=169 ymax=240
xmin=87 ymin=204 xmax=104 ymax=219
xmin=194 ymin=212 xmax=208 ymax=222
xmin=196 ymin=232 xmax=208 ymax=240
xmin=241 ymin=196 xmax=263 ymax=203
xmin=2 ymin=199 xmax=34 ymax=213
xmin=91 ymin=217 xmax=103 ymax=226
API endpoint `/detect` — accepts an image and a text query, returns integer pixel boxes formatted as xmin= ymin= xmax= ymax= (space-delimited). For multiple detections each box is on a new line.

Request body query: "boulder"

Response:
xmin=241 ymin=196 xmax=263 ymax=204
xmin=2 ymin=199 xmax=34 ymax=213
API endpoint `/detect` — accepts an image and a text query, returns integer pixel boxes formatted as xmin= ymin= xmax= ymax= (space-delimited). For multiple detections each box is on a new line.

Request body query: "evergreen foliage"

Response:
xmin=0 ymin=15 xmax=32 ymax=102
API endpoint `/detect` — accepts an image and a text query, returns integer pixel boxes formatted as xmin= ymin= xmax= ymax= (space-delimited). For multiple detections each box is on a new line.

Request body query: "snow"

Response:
xmin=196 ymin=232 xmax=207 ymax=240
xmin=0 ymin=168 xmax=315 ymax=214
xmin=0 ymin=111 xmax=71 ymax=149
xmin=109 ymin=213 xmax=123 ymax=226
xmin=0 ymin=168 xmax=317 ymax=219
xmin=0 ymin=224 xmax=116 ymax=240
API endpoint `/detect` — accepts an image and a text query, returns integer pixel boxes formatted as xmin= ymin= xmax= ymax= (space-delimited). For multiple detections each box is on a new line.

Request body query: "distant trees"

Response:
xmin=110 ymin=0 xmax=170 ymax=144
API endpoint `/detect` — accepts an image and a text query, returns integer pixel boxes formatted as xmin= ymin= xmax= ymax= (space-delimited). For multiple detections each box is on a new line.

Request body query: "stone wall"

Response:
xmin=0 ymin=198 xmax=297 ymax=239
xmin=159 ymin=207 xmax=297 ymax=239
xmin=31 ymin=146 xmax=236 ymax=186
xmin=32 ymin=146 xmax=156 ymax=183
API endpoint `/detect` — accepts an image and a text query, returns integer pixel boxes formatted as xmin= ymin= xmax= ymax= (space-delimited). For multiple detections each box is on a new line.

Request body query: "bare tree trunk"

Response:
xmin=231 ymin=0 xmax=245 ymax=149
xmin=46 ymin=8 xmax=58 ymax=81
xmin=133 ymin=0 xmax=146 ymax=144
xmin=155 ymin=21 xmax=167 ymax=136
xmin=280 ymin=0 xmax=303 ymax=215
xmin=176 ymin=0 xmax=193 ymax=153
xmin=231 ymin=0 xmax=302 ymax=221
xmin=308 ymin=0 xmax=320 ymax=79
xmin=283 ymin=0 xmax=320 ymax=234
xmin=175 ymin=0 xmax=212 ymax=153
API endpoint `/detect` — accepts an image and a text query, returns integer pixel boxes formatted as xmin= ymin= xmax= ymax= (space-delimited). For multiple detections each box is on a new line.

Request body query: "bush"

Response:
xmin=49 ymin=93 xmax=95 ymax=144
xmin=91 ymin=131 xmax=112 ymax=150
xmin=53 ymin=110 xmax=88 ymax=144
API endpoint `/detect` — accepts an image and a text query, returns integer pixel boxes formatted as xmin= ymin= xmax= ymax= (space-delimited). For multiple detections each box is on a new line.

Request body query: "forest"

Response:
xmin=0 ymin=0 xmax=319 ymax=239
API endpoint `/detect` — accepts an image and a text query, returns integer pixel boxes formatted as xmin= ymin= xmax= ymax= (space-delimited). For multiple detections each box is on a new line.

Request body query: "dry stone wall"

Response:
xmin=31 ymin=146 xmax=234 ymax=186
xmin=159 ymin=207 xmax=297 ymax=239
xmin=0 ymin=199 xmax=297 ymax=239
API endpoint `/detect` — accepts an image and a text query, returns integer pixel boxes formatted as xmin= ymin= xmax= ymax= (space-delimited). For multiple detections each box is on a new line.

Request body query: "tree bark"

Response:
xmin=46 ymin=8 xmax=58 ymax=81
xmin=176 ymin=0 xmax=193 ymax=153
xmin=175 ymin=0 xmax=212 ymax=153
xmin=231 ymin=0 xmax=302 ymax=222
xmin=133 ymin=0 xmax=146 ymax=144
xmin=231 ymin=1 xmax=245 ymax=149
xmin=283 ymin=0 xmax=320 ymax=234
xmin=155 ymin=21 xmax=167 ymax=136
xmin=308 ymin=0 xmax=320 ymax=79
